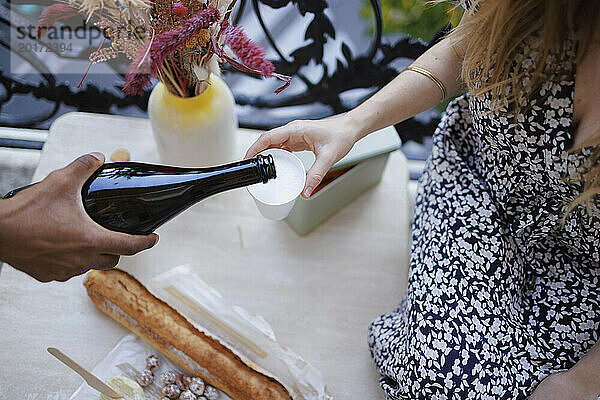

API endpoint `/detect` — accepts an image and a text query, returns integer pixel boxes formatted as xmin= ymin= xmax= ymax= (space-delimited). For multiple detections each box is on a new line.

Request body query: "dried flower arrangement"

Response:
xmin=36 ymin=0 xmax=291 ymax=97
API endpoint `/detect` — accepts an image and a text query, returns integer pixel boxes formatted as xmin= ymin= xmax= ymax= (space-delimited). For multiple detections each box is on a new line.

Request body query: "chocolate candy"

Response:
xmin=182 ymin=375 xmax=193 ymax=387
xmin=179 ymin=390 xmax=197 ymax=400
xmin=145 ymin=354 xmax=160 ymax=370
xmin=136 ymin=369 xmax=154 ymax=387
xmin=161 ymin=370 xmax=178 ymax=385
xmin=203 ymin=386 xmax=219 ymax=400
xmin=188 ymin=377 xmax=205 ymax=396
xmin=176 ymin=374 xmax=191 ymax=391
xmin=161 ymin=383 xmax=181 ymax=399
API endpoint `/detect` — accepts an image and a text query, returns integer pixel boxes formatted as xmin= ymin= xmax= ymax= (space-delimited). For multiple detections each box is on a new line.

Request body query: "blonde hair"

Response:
xmin=445 ymin=0 xmax=600 ymax=213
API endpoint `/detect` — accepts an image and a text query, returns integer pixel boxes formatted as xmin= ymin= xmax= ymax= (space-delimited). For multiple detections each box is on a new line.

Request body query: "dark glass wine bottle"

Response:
xmin=4 ymin=155 xmax=276 ymax=235
xmin=81 ymin=155 xmax=276 ymax=234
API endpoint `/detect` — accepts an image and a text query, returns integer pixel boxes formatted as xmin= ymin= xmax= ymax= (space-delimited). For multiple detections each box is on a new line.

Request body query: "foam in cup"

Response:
xmin=250 ymin=149 xmax=305 ymax=205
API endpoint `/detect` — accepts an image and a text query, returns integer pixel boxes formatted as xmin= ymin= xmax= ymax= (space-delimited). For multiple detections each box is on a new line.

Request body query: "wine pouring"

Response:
xmin=247 ymin=149 xmax=306 ymax=221
xmin=4 ymin=155 xmax=276 ymax=235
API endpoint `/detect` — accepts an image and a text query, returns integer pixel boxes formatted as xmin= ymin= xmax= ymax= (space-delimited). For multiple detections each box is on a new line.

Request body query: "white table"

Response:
xmin=0 ymin=112 xmax=410 ymax=399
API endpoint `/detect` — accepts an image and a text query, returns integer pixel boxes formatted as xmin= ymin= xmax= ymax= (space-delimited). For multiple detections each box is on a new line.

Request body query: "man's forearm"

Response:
xmin=346 ymin=36 xmax=464 ymax=141
xmin=0 ymin=198 xmax=21 ymax=263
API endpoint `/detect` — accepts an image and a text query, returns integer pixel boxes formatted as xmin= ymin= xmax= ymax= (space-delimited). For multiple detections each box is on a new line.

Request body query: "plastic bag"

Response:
xmin=70 ymin=334 xmax=233 ymax=400
xmin=149 ymin=264 xmax=331 ymax=400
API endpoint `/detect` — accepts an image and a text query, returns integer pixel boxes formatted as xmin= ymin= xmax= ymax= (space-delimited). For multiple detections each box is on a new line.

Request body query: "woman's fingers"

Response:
xmin=244 ymin=123 xmax=311 ymax=159
xmin=245 ymin=127 xmax=286 ymax=159
xmin=244 ymin=119 xmax=345 ymax=197
xmin=303 ymin=152 xmax=336 ymax=198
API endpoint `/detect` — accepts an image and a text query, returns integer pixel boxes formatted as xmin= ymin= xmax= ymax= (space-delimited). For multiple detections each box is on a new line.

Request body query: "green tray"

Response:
xmin=285 ymin=125 xmax=401 ymax=235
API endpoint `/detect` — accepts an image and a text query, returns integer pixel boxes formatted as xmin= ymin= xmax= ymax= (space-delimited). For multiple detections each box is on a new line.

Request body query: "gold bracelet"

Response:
xmin=403 ymin=66 xmax=447 ymax=101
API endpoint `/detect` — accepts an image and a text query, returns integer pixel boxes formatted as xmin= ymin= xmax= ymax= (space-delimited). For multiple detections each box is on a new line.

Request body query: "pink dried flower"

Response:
xmin=123 ymin=7 xmax=220 ymax=95
xmin=215 ymin=22 xmax=291 ymax=94
xmin=150 ymin=7 xmax=219 ymax=67
xmin=36 ymin=2 xmax=81 ymax=37
xmin=122 ymin=42 xmax=153 ymax=94
xmin=172 ymin=2 xmax=186 ymax=18
xmin=223 ymin=23 xmax=274 ymax=76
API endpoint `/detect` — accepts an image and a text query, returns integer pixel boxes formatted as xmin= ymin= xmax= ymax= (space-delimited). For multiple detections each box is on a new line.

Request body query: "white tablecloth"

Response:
xmin=0 ymin=112 xmax=410 ymax=399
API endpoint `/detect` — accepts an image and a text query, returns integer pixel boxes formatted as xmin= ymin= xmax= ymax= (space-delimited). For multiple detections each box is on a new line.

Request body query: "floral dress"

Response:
xmin=368 ymin=36 xmax=600 ymax=399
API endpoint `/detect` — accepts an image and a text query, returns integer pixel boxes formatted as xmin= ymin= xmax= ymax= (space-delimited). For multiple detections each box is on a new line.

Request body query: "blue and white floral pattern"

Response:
xmin=368 ymin=37 xmax=600 ymax=399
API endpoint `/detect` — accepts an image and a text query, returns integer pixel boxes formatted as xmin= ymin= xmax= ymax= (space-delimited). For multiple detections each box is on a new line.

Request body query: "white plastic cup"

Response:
xmin=247 ymin=149 xmax=306 ymax=220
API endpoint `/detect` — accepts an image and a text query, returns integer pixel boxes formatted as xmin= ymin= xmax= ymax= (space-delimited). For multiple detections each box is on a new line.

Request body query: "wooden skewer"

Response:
xmin=47 ymin=347 xmax=123 ymax=399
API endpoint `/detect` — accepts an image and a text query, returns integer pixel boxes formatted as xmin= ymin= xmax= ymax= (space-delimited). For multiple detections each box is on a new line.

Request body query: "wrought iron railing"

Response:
xmin=0 ymin=0 xmax=446 ymax=149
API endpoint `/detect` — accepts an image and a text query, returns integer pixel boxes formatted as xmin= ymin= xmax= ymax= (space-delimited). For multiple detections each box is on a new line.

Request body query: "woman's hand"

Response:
xmin=245 ymin=115 xmax=360 ymax=198
xmin=0 ymin=153 xmax=159 ymax=282
xmin=529 ymin=371 xmax=599 ymax=400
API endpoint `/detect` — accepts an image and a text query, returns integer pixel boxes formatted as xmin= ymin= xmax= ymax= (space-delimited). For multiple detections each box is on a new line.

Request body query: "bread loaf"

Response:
xmin=84 ymin=269 xmax=292 ymax=400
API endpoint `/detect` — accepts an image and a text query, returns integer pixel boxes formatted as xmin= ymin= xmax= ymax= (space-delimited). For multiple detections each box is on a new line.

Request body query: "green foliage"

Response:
xmin=362 ymin=0 xmax=462 ymax=41
xmin=361 ymin=1 xmax=463 ymax=112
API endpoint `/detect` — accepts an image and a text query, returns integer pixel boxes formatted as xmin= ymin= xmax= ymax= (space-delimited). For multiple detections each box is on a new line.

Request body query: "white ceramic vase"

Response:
xmin=148 ymin=74 xmax=238 ymax=167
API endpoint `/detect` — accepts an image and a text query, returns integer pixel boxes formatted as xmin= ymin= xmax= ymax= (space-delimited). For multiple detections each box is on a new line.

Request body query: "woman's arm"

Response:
xmin=245 ymin=34 xmax=465 ymax=197
xmin=346 ymin=35 xmax=465 ymax=141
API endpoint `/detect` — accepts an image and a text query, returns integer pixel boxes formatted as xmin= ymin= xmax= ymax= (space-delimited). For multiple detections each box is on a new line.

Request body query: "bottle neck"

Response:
xmin=189 ymin=154 xmax=276 ymax=199
xmin=255 ymin=154 xmax=277 ymax=183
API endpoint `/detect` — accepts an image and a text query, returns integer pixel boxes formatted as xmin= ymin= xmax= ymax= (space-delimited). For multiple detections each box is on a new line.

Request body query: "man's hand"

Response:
xmin=0 ymin=153 xmax=158 ymax=282
xmin=529 ymin=371 xmax=599 ymax=400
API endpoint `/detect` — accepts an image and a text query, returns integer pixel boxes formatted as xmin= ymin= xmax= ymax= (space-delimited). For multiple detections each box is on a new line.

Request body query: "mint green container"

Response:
xmin=285 ymin=126 xmax=401 ymax=235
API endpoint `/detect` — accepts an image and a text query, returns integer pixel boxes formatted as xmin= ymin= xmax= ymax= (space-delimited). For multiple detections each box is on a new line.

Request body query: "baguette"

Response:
xmin=84 ymin=269 xmax=292 ymax=400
